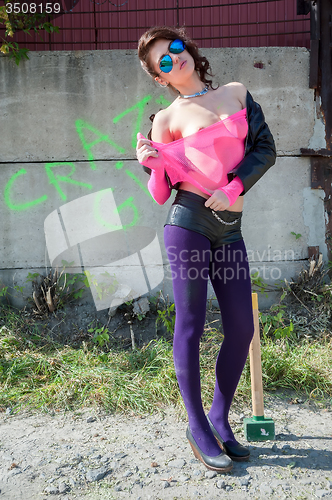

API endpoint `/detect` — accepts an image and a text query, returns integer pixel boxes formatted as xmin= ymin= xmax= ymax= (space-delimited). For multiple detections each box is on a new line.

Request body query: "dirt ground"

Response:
xmin=1 ymin=298 xmax=332 ymax=499
xmin=1 ymin=394 xmax=331 ymax=500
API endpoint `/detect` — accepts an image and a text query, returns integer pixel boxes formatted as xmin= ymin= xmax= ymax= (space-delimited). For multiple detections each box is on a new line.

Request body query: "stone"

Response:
xmin=282 ymin=444 xmax=291 ymax=451
xmin=68 ymin=477 xmax=78 ymax=487
xmin=86 ymin=448 xmax=99 ymax=456
xmin=272 ymin=444 xmax=278 ymax=452
xmin=216 ymin=480 xmax=226 ymax=489
xmin=86 ymin=416 xmax=96 ymax=423
xmin=108 ymin=306 xmax=118 ymax=318
xmin=205 ymin=470 xmax=217 ymax=479
xmin=114 ymin=485 xmax=122 ymax=491
xmin=133 ymin=297 xmax=150 ymax=316
xmin=260 ymin=483 xmax=274 ymax=495
xmin=123 ymin=470 xmax=133 ymax=477
xmin=91 ymin=454 xmax=102 ymax=460
xmin=167 ymin=459 xmax=186 ymax=468
xmin=309 ymin=450 xmax=319 ymax=458
xmin=86 ymin=465 xmax=110 ymax=482
xmin=44 ymin=486 xmax=60 ymax=494
xmin=163 ymin=481 xmax=170 ymax=488
xmin=178 ymin=474 xmax=190 ymax=482
xmin=8 ymin=468 xmax=22 ymax=476
xmin=58 ymin=482 xmax=69 ymax=494
xmin=315 ymin=490 xmax=330 ymax=498
xmin=239 ymin=475 xmax=251 ymax=487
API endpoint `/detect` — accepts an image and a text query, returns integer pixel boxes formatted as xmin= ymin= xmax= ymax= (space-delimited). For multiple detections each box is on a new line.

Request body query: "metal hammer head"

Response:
xmin=243 ymin=416 xmax=275 ymax=441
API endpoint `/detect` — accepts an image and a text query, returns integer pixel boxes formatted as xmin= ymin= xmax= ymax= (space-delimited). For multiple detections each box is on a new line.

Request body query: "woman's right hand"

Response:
xmin=136 ymin=133 xmax=159 ymax=165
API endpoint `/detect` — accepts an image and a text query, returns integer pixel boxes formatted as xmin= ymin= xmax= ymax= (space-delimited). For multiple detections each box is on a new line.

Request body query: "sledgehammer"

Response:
xmin=243 ymin=293 xmax=275 ymax=441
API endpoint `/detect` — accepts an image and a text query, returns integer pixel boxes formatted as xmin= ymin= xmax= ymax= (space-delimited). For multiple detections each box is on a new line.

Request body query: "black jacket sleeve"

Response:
xmin=234 ymin=90 xmax=277 ymax=194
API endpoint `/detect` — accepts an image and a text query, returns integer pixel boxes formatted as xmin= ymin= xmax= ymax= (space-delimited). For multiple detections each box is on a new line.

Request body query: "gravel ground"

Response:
xmin=0 ymin=396 xmax=331 ymax=500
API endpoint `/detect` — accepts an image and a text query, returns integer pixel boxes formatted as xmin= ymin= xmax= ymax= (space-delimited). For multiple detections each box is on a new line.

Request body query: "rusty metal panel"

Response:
xmin=54 ymin=2 xmax=95 ymax=50
xmin=319 ymin=0 xmax=332 ymax=149
xmin=0 ymin=0 xmax=310 ymax=50
xmin=310 ymin=156 xmax=332 ymax=260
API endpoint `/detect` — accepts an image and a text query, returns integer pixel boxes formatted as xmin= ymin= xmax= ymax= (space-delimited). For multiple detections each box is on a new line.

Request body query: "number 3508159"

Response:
xmin=5 ymin=3 xmax=61 ymax=13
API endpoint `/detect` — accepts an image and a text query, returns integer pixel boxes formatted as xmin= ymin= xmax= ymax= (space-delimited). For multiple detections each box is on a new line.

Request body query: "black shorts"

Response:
xmin=164 ymin=190 xmax=243 ymax=249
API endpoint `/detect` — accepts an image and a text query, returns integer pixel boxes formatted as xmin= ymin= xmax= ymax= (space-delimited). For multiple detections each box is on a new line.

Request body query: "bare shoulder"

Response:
xmin=223 ymin=82 xmax=247 ymax=107
xmin=151 ymin=108 xmax=173 ymax=143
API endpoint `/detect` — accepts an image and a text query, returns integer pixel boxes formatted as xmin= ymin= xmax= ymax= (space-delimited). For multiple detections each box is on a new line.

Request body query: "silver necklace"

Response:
xmin=179 ymin=85 xmax=208 ymax=99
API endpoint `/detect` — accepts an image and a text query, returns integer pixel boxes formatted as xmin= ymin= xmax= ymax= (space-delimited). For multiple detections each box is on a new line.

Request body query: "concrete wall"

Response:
xmin=0 ymin=47 xmax=325 ymax=310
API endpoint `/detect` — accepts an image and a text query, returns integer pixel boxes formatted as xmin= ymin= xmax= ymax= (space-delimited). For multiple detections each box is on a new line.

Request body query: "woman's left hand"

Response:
xmin=205 ymin=190 xmax=230 ymax=211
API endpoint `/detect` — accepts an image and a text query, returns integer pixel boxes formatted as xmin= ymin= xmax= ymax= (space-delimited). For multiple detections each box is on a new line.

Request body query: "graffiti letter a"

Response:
xmin=75 ymin=120 xmax=125 ymax=170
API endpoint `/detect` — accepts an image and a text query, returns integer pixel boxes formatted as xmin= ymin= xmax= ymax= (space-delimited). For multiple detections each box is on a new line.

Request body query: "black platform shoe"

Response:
xmin=186 ymin=426 xmax=233 ymax=473
xmin=207 ymin=415 xmax=250 ymax=462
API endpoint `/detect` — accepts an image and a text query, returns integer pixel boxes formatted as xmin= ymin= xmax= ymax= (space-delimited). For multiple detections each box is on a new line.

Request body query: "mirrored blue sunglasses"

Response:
xmin=159 ymin=39 xmax=186 ymax=74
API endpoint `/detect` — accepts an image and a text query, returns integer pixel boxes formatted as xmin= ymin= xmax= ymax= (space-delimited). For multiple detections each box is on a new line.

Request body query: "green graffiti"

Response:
xmin=155 ymin=95 xmax=171 ymax=107
xmin=93 ymin=189 xmax=121 ymax=231
xmin=4 ymin=94 xmax=171 ymax=213
xmin=116 ymin=196 xmax=139 ymax=229
xmin=125 ymin=169 xmax=154 ymax=201
xmin=93 ymin=189 xmax=139 ymax=230
xmin=75 ymin=120 xmax=125 ymax=170
xmin=45 ymin=162 xmax=93 ymax=201
xmin=113 ymin=95 xmax=152 ymax=149
xmin=4 ymin=168 xmax=48 ymax=211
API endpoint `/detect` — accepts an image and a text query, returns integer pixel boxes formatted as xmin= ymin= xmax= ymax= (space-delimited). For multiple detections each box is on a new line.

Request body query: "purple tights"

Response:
xmin=164 ymin=225 xmax=254 ymax=457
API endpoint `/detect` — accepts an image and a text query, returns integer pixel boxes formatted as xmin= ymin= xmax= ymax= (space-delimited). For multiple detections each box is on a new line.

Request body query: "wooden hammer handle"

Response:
xmin=249 ymin=293 xmax=264 ymax=417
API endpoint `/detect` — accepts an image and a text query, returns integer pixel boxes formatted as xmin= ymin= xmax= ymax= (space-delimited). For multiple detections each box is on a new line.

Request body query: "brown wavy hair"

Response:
xmin=137 ymin=26 xmax=217 ymax=90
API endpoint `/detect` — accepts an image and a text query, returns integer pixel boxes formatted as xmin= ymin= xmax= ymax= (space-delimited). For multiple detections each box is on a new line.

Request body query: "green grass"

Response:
xmin=261 ymin=336 xmax=332 ymax=396
xmin=0 ymin=306 xmax=331 ymax=414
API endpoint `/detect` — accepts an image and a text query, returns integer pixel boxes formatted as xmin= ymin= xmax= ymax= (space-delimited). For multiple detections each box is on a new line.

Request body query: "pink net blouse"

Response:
xmin=139 ymin=108 xmax=248 ymax=206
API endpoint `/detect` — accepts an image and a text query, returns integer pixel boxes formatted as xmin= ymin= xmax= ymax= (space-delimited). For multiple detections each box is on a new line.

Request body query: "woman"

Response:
xmin=136 ymin=26 xmax=276 ymax=473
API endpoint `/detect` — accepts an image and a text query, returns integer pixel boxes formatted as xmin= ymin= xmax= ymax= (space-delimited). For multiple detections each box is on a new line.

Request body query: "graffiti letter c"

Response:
xmin=4 ymin=168 xmax=48 ymax=211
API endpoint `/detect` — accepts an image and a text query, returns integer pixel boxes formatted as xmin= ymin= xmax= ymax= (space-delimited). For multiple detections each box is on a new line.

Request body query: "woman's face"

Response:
xmin=148 ymin=38 xmax=195 ymax=86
